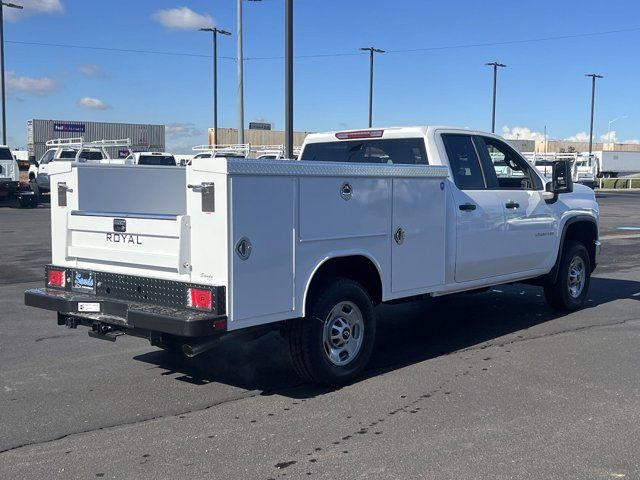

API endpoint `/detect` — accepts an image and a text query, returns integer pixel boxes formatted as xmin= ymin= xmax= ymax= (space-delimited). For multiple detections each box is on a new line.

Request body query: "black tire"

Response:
xmin=287 ymin=278 xmax=376 ymax=387
xmin=29 ymin=180 xmax=41 ymax=203
xmin=544 ymin=241 xmax=591 ymax=311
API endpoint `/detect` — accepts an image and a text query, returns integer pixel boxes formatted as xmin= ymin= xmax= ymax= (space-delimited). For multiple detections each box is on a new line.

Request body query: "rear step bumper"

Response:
xmin=25 ymin=288 xmax=227 ymax=337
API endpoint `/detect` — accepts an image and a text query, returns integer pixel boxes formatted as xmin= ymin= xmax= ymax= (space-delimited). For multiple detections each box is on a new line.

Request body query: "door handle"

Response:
xmin=459 ymin=203 xmax=477 ymax=211
xmin=505 ymin=201 xmax=520 ymax=209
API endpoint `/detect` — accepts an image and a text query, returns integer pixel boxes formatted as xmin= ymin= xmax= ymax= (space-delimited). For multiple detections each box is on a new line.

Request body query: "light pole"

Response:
xmin=284 ymin=0 xmax=293 ymax=159
xmin=359 ymin=47 xmax=384 ymax=128
xmin=585 ymin=73 xmax=603 ymax=157
xmin=237 ymin=0 xmax=262 ymax=145
xmin=485 ymin=62 xmax=506 ymax=134
xmin=0 ymin=2 xmax=22 ymax=145
xmin=200 ymin=27 xmax=231 ymax=146
xmin=607 ymin=115 xmax=626 ymax=144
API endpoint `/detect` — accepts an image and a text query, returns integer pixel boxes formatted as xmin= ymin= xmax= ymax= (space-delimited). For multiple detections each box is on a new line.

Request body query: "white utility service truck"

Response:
xmin=28 ymin=138 xmax=131 ymax=200
xmin=25 ymin=127 xmax=600 ymax=386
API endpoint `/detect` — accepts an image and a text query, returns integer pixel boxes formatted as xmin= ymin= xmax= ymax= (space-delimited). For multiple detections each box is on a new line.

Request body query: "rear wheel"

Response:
xmin=544 ymin=241 xmax=591 ymax=311
xmin=287 ymin=278 xmax=376 ymax=386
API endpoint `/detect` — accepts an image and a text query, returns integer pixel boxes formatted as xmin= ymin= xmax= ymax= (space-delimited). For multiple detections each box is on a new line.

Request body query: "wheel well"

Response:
xmin=306 ymin=255 xmax=383 ymax=308
xmin=563 ymin=220 xmax=598 ymax=270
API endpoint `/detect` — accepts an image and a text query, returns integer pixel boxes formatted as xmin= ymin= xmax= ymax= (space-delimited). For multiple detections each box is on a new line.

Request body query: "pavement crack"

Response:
xmin=0 ymin=389 xmax=263 ymax=456
xmin=458 ymin=316 xmax=640 ymax=354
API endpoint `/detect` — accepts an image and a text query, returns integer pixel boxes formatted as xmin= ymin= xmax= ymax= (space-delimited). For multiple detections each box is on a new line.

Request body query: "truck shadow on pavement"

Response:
xmin=133 ymin=276 xmax=640 ymax=398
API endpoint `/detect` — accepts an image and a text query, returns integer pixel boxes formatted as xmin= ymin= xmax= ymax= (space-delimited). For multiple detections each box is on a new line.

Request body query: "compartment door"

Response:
xmin=391 ymin=178 xmax=446 ymax=293
xmin=230 ymin=176 xmax=295 ymax=323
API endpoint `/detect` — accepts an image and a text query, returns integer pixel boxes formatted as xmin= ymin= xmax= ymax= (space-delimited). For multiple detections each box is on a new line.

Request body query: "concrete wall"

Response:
xmin=209 ymin=128 xmax=312 ymax=147
xmin=535 ymin=140 xmax=640 ymax=153
xmin=506 ymin=139 xmax=535 ymax=152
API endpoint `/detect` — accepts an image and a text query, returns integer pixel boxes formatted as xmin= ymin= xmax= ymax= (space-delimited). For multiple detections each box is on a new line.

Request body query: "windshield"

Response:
xmin=0 ymin=148 xmax=13 ymax=160
xmin=300 ymin=138 xmax=428 ymax=164
xmin=58 ymin=149 xmax=78 ymax=160
xmin=79 ymin=150 xmax=104 ymax=161
xmin=138 ymin=155 xmax=175 ymax=166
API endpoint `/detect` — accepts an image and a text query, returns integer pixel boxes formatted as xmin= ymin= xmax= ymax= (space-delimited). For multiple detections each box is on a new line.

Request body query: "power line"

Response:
xmin=5 ymin=26 xmax=640 ymax=61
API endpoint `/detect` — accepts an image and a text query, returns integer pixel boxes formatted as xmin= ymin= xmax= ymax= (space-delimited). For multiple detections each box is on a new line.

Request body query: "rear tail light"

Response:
xmin=187 ymin=287 xmax=213 ymax=311
xmin=47 ymin=269 xmax=66 ymax=288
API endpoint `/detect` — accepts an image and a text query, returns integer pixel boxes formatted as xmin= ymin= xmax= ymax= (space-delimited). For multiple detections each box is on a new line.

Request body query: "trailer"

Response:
xmin=27 ymin=119 xmax=165 ymax=163
xmin=593 ymin=151 xmax=640 ymax=178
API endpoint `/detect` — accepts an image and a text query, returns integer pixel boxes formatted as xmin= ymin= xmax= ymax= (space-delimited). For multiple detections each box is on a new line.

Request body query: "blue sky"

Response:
xmin=4 ymin=0 xmax=640 ymax=152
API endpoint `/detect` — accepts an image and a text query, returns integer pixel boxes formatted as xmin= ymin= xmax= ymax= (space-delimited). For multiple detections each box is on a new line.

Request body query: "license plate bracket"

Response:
xmin=72 ymin=270 xmax=96 ymax=294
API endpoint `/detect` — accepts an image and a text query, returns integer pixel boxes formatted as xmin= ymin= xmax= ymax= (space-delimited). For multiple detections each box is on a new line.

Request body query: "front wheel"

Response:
xmin=287 ymin=278 xmax=376 ymax=387
xmin=544 ymin=241 xmax=591 ymax=311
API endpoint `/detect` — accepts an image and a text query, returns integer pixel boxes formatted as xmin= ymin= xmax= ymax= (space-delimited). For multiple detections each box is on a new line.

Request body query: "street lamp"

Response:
xmin=0 ymin=2 xmax=22 ymax=145
xmin=585 ymin=73 xmax=603 ymax=157
xmin=485 ymin=62 xmax=506 ymax=134
xmin=359 ymin=47 xmax=384 ymax=128
xmin=284 ymin=0 xmax=293 ymax=159
xmin=237 ymin=0 xmax=262 ymax=144
xmin=200 ymin=27 xmax=231 ymax=146
xmin=607 ymin=115 xmax=626 ymax=144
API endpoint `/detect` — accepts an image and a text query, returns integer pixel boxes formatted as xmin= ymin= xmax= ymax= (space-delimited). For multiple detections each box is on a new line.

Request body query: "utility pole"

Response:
xmin=200 ymin=27 xmax=231 ymax=146
xmin=237 ymin=0 xmax=263 ymax=145
xmin=485 ymin=62 xmax=506 ymax=133
xmin=237 ymin=0 xmax=244 ymax=144
xmin=284 ymin=0 xmax=293 ymax=159
xmin=0 ymin=2 xmax=23 ymax=145
xmin=359 ymin=47 xmax=384 ymax=128
xmin=585 ymin=73 xmax=603 ymax=157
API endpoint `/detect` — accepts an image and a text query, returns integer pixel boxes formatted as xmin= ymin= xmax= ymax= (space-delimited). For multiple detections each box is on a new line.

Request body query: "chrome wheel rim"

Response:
xmin=322 ymin=301 xmax=364 ymax=366
xmin=568 ymin=256 xmax=586 ymax=298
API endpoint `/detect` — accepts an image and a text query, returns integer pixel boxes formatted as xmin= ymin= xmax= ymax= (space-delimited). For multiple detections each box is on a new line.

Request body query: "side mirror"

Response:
xmin=551 ymin=160 xmax=573 ymax=194
xmin=30 ymin=157 xmax=38 ymax=167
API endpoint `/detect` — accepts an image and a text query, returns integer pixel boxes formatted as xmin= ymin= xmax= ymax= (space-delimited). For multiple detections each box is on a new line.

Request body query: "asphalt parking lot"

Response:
xmin=1 ymin=191 xmax=639 ymax=479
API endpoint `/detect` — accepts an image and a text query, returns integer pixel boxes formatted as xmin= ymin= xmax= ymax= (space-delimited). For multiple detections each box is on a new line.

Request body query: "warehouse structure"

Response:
xmin=27 ymin=119 xmax=165 ymax=162
xmin=209 ymin=127 xmax=311 ymax=148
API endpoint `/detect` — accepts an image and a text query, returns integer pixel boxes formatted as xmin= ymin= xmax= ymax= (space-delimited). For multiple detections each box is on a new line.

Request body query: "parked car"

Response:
xmin=25 ymin=126 xmax=600 ymax=386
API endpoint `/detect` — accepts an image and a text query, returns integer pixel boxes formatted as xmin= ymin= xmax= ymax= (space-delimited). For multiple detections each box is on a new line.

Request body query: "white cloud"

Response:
xmin=166 ymin=122 xmax=204 ymax=137
xmin=78 ymin=97 xmax=110 ymax=110
xmin=152 ymin=7 xmax=214 ymax=30
xmin=5 ymin=0 xmax=64 ymax=22
xmin=77 ymin=64 xmax=108 ymax=78
xmin=501 ymin=126 xmax=545 ymax=141
xmin=6 ymin=71 xmax=59 ymax=96
xmin=564 ymin=131 xmax=592 ymax=142
xmin=622 ymin=138 xmax=640 ymax=144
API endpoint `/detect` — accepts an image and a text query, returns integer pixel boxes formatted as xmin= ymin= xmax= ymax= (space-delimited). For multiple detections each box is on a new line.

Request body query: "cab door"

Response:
xmin=440 ymin=133 xmax=507 ymax=283
xmin=475 ymin=136 xmax=558 ymax=273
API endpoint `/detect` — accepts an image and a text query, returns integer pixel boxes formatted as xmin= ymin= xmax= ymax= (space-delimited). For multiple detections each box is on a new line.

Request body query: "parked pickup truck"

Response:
xmin=25 ymin=127 xmax=600 ymax=386
xmin=0 ymin=145 xmax=36 ymax=207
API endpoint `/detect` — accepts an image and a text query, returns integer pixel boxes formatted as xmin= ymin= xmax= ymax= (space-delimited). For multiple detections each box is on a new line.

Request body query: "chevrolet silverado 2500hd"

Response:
xmin=24 ymin=127 xmax=600 ymax=386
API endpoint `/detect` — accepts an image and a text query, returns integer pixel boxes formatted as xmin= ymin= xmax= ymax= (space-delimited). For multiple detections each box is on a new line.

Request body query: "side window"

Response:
xmin=441 ymin=134 xmax=485 ymax=190
xmin=40 ymin=150 xmax=55 ymax=165
xmin=477 ymin=137 xmax=542 ymax=190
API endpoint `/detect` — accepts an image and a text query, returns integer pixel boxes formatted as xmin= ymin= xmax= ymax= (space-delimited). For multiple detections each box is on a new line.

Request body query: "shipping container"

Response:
xmin=27 ymin=119 xmax=165 ymax=162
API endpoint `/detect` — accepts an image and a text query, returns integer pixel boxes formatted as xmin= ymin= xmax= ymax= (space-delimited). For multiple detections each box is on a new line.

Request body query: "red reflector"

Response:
xmin=187 ymin=288 xmax=213 ymax=311
xmin=335 ymin=129 xmax=384 ymax=140
xmin=47 ymin=269 xmax=65 ymax=288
